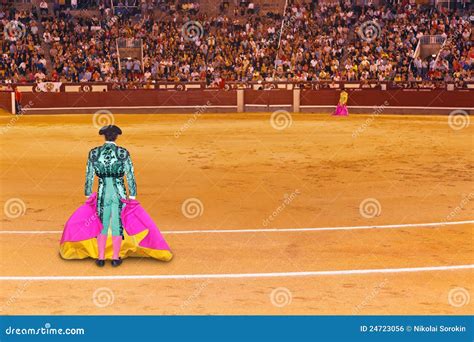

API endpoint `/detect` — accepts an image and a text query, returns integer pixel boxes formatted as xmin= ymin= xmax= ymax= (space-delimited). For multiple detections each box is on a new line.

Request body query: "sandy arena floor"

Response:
xmin=0 ymin=112 xmax=472 ymax=315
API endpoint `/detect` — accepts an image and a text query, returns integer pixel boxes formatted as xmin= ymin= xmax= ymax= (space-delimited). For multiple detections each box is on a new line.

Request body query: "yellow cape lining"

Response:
xmin=59 ymin=229 xmax=173 ymax=261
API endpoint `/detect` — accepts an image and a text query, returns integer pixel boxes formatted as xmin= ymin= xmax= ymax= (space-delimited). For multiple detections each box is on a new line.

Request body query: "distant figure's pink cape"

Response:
xmin=59 ymin=193 xmax=172 ymax=261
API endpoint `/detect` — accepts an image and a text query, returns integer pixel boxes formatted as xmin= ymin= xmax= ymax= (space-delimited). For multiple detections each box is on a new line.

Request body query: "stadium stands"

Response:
xmin=0 ymin=0 xmax=472 ymax=86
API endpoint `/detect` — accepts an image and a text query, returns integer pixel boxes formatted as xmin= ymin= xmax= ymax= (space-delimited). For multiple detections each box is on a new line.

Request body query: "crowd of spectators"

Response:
xmin=276 ymin=0 xmax=472 ymax=84
xmin=347 ymin=2 xmax=473 ymax=84
xmin=1 ymin=0 xmax=472 ymax=86
xmin=274 ymin=1 xmax=355 ymax=82
xmin=1 ymin=6 xmax=48 ymax=83
xmin=40 ymin=10 xmax=119 ymax=82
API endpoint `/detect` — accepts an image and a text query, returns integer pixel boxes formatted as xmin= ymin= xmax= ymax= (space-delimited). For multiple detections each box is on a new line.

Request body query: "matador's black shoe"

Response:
xmin=95 ymin=259 xmax=105 ymax=267
xmin=111 ymin=258 xmax=123 ymax=267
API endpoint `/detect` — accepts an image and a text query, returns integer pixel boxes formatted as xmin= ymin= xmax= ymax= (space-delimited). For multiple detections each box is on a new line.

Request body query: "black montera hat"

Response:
xmin=99 ymin=125 xmax=122 ymax=136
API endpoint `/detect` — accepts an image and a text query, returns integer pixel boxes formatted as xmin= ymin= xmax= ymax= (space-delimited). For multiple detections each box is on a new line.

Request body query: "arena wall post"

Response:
xmin=10 ymin=92 xmax=15 ymax=115
xmin=237 ymin=89 xmax=244 ymax=113
xmin=293 ymin=88 xmax=300 ymax=113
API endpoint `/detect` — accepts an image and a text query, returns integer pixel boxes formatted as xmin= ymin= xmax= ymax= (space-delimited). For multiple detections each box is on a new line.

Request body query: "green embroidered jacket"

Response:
xmin=84 ymin=143 xmax=137 ymax=229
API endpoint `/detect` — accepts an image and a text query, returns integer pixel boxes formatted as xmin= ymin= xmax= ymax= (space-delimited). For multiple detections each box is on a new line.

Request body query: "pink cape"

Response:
xmin=60 ymin=193 xmax=171 ymax=259
xmin=60 ymin=193 xmax=102 ymax=244
xmin=333 ymin=104 xmax=349 ymax=116
xmin=120 ymin=198 xmax=171 ymax=251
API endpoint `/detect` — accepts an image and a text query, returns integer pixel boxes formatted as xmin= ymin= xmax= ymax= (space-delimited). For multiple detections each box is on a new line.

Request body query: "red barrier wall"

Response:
xmin=244 ymin=90 xmax=293 ymax=105
xmin=3 ymin=88 xmax=472 ymax=114
xmin=0 ymin=91 xmax=12 ymax=113
xmin=300 ymin=89 xmax=474 ymax=108
xmin=20 ymin=90 xmax=237 ymax=112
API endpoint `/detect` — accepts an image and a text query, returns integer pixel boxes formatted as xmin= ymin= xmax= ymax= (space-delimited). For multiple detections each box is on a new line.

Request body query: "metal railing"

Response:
xmin=419 ymin=35 xmax=446 ymax=45
xmin=116 ymin=38 xmax=142 ymax=49
xmin=2 ymin=81 xmax=473 ymax=92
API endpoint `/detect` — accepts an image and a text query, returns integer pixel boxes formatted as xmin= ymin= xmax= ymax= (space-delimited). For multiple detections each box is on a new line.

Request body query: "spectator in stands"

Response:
xmin=248 ymin=2 xmax=255 ymax=15
xmin=39 ymin=0 xmax=49 ymax=15
xmin=14 ymin=86 xmax=22 ymax=115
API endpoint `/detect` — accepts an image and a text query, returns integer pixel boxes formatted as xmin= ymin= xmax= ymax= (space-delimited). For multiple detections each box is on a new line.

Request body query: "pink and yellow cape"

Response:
xmin=333 ymin=90 xmax=349 ymax=116
xmin=59 ymin=193 xmax=173 ymax=261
